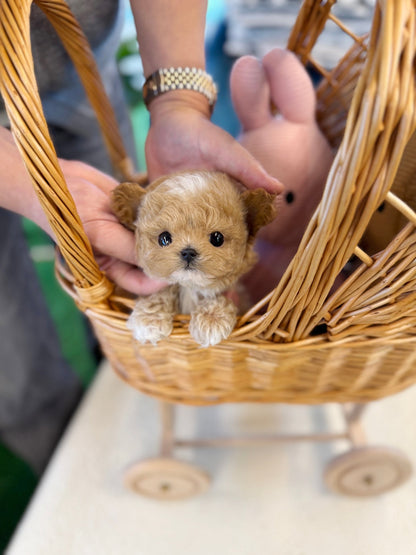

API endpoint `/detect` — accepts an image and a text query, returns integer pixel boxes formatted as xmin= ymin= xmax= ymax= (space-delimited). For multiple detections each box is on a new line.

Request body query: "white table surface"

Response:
xmin=7 ymin=360 xmax=416 ymax=555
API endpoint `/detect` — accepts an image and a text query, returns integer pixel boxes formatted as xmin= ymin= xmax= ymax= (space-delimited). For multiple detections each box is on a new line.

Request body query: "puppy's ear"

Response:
xmin=111 ymin=182 xmax=146 ymax=231
xmin=241 ymin=189 xmax=278 ymax=239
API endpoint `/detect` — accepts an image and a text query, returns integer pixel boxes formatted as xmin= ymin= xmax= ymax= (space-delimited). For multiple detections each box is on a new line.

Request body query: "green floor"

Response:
xmin=0 ymin=444 xmax=38 ymax=551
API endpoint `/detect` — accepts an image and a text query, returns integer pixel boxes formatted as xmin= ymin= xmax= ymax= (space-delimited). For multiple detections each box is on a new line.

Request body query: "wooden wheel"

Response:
xmin=124 ymin=458 xmax=211 ymax=500
xmin=324 ymin=446 xmax=413 ymax=497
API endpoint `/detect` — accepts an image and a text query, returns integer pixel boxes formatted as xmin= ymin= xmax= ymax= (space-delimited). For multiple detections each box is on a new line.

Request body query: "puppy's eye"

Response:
xmin=158 ymin=231 xmax=172 ymax=247
xmin=209 ymin=231 xmax=224 ymax=247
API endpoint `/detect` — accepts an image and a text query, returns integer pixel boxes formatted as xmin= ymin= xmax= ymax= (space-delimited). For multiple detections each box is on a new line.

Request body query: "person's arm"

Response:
xmin=130 ymin=0 xmax=283 ymax=193
xmin=0 ymin=126 xmax=50 ymax=232
xmin=131 ymin=0 xmax=207 ymax=77
xmin=0 ymin=126 xmax=166 ymax=295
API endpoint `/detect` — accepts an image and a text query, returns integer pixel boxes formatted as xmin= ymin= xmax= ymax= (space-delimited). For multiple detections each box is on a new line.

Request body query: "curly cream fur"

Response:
xmin=127 ymin=285 xmax=178 ymax=345
xmin=111 ymin=171 xmax=277 ymax=346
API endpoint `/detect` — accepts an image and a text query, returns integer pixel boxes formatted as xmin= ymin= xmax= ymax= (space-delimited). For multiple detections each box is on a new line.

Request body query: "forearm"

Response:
xmin=130 ymin=0 xmax=208 ymax=76
xmin=0 ymin=126 xmax=49 ymax=233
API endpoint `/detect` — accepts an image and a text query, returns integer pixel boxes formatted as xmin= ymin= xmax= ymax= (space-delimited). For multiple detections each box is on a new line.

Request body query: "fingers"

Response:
xmin=59 ymin=159 xmax=118 ymax=194
xmin=83 ymin=219 xmax=139 ymax=266
xmin=85 ymin=217 xmax=168 ymax=295
xmin=96 ymin=255 xmax=167 ymax=296
xmin=230 ymin=55 xmax=272 ymax=131
xmin=262 ymin=48 xmax=316 ymax=124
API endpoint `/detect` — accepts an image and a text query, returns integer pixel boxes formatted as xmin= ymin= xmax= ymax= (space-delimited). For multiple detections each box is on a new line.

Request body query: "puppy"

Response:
xmin=111 ymin=170 xmax=276 ymax=347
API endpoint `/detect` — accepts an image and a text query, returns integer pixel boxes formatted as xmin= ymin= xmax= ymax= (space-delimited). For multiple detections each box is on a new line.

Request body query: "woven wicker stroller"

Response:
xmin=1 ymin=0 xmax=416 ymax=498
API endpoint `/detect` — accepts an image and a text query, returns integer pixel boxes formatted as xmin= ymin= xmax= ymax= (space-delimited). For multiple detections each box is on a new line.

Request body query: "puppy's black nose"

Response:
xmin=180 ymin=247 xmax=198 ymax=264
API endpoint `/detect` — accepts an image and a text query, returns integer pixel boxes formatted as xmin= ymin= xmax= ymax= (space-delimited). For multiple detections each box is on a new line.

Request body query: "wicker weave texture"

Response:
xmin=1 ymin=0 xmax=416 ymax=405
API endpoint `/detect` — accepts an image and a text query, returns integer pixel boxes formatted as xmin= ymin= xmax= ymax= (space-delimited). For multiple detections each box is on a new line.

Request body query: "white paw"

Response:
xmin=189 ymin=299 xmax=237 ymax=347
xmin=127 ymin=312 xmax=173 ymax=345
xmin=189 ymin=319 xmax=235 ymax=347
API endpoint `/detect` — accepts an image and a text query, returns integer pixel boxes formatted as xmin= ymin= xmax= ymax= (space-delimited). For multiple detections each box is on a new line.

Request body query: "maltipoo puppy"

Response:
xmin=111 ymin=170 xmax=276 ymax=347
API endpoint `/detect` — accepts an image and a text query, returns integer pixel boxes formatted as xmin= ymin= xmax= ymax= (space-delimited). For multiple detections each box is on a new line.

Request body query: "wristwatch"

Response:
xmin=142 ymin=67 xmax=218 ymax=111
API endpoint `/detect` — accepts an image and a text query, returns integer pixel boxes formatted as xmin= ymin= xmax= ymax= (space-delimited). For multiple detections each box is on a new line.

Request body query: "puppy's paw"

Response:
xmin=127 ymin=311 xmax=173 ymax=344
xmin=189 ymin=296 xmax=237 ymax=347
xmin=127 ymin=287 xmax=177 ymax=344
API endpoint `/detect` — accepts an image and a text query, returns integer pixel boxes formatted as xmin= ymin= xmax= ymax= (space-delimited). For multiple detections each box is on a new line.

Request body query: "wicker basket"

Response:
xmin=1 ymin=0 xmax=415 ymax=406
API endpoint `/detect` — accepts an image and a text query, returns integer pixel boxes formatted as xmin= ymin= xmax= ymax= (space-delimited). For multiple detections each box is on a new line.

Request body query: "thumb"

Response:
xmin=96 ymin=255 xmax=167 ymax=296
xmin=230 ymin=56 xmax=273 ymax=132
xmin=212 ymin=129 xmax=283 ymax=193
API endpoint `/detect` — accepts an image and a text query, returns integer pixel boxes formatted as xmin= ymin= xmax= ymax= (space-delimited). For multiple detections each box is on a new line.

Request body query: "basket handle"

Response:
xmin=287 ymin=0 xmax=337 ymax=63
xmin=0 ymin=0 xmax=135 ymax=302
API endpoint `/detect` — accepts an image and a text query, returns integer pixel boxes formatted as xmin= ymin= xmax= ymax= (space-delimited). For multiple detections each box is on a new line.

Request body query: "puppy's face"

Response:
xmin=138 ymin=173 xmax=250 ymax=290
xmin=111 ymin=171 xmax=277 ymax=292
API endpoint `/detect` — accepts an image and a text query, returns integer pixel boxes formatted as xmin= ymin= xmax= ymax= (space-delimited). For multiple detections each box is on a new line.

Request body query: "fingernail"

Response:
xmin=270 ymin=177 xmax=284 ymax=193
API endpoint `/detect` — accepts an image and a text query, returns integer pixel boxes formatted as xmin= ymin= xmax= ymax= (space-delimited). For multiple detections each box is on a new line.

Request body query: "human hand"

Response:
xmin=0 ymin=126 xmax=164 ymax=296
xmin=58 ymin=160 xmax=167 ymax=295
xmin=144 ymin=90 xmax=284 ymax=193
